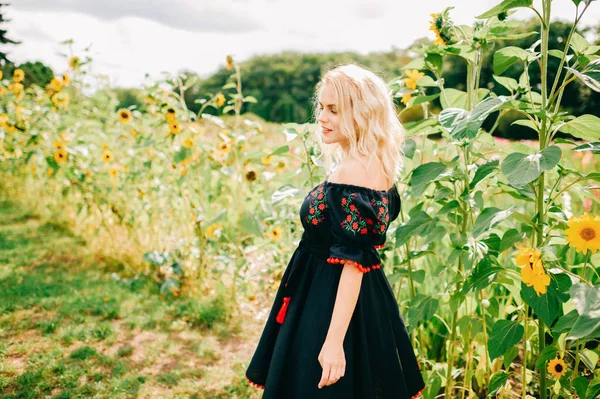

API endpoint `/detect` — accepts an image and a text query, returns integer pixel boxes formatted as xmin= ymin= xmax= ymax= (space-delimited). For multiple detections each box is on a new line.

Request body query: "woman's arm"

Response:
xmin=325 ymin=260 xmax=363 ymax=344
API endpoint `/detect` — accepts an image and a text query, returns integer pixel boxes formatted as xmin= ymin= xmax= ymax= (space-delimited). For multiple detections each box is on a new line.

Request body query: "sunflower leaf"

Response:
xmin=568 ymin=283 xmax=600 ymax=341
xmin=488 ymin=319 xmax=524 ymax=360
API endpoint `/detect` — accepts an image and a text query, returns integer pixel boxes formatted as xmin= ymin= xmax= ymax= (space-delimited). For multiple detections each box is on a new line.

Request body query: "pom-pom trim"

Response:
xmin=326 ymin=257 xmax=381 ymax=273
xmin=246 ymin=375 xmax=265 ymax=389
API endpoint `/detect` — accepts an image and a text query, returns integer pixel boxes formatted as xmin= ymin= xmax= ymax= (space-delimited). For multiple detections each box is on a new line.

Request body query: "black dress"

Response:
xmin=245 ymin=179 xmax=426 ymax=399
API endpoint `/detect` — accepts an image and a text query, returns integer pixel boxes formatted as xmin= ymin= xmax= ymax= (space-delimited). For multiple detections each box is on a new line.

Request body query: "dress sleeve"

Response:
xmin=326 ymin=186 xmax=391 ymax=273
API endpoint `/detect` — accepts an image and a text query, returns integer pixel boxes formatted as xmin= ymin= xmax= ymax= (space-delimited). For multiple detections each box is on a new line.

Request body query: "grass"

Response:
xmin=0 ymin=199 xmax=264 ymax=399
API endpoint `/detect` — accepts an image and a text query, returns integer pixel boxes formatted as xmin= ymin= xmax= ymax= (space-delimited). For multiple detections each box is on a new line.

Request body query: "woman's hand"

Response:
xmin=317 ymin=338 xmax=346 ymax=389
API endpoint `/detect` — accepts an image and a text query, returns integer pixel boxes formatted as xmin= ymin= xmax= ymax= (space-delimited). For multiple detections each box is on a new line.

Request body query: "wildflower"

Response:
xmin=69 ymin=56 xmax=81 ymax=70
xmin=547 ymin=357 xmax=567 ymax=379
xmin=117 ymin=108 xmax=132 ymax=124
xmin=49 ymin=77 xmax=63 ymax=92
xmin=168 ymin=121 xmax=181 ymax=135
xmin=226 ymin=55 xmax=233 ymax=71
xmin=183 ymin=138 xmax=194 ymax=148
xmin=102 ymin=150 xmax=113 ymax=163
xmin=205 ymin=223 xmax=224 ymax=239
xmin=63 ymin=73 xmax=71 ymax=86
xmin=565 ymin=213 xmax=600 ymax=254
xmin=52 ymin=92 xmax=70 ymax=108
xmin=216 ymin=93 xmax=226 ymax=107
xmin=13 ymin=69 xmax=25 ymax=83
xmin=217 ymin=141 xmax=231 ymax=153
xmin=53 ymin=141 xmax=65 ymax=150
xmin=267 ymin=226 xmax=283 ymax=242
xmin=403 ymin=69 xmax=425 ymax=91
xmin=130 ymin=127 xmax=139 ymax=137
xmin=165 ymin=107 xmax=176 ymax=122
xmin=245 ymin=168 xmax=258 ymax=182
xmin=429 ymin=13 xmax=447 ymax=46
xmin=401 ymin=93 xmax=413 ymax=106
xmin=54 ymin=149 xmax=68 ymax=163
xmin=109 ymin=167 xmax=119 ymax=178
xmin=515 ymin=246 xmax=550 ymax=296
xmin=275 ymin=160 xmax=287 ymax=174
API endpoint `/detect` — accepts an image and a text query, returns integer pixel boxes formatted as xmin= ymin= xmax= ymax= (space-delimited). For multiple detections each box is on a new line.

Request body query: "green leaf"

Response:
xmin=401 ymin=58 xmax=425 ymax=70
xmin=573 ymin=141 xmax=600 ymax=153
xmin=570 ymin=32 xmax=589 ymax=54
xmin=499 ymin=229 xmax=526 ymax=253
xmin=473 ymin=207 xmax=515 ymax=238
xmin=580 ymin=349 xmax=599 ymax=371
xmin=240 ymin=213 xmax=263 ymax=236
xmin=568 ymin=283 xmax=600 ymax=341
xmin=587 ymin=378 xmax=600 ymax=399
xmin=553 ymin=309 xmax=579 ymax=335
xmin=402 ymin=139 xmax=417 ymax=159
xmin=440 ymin=88 xmax=489 ymax=110
xmin=565 ymin=59 xmax=600 ymax=93
xmin=439 ymin=96 xmax=508 ymax=140
xmin=407 ymin=93 xmax=440 ymax=107
xmin=476 ymin=0 xmax=533 ymax=19
xmin=407 ymin=294 xmax=439 ymax=326
xmin=501 ymin=146 xmax=562 ymax=188
xmin=409 ymin=162 xmax=447 ymax=197
xmin=573 ymin=376 xmax=589 ymax=399
xmin=394 ymin=211 xmax=433 ymax=247
xmin=535 ymin=345 xmax=559 ymax=370
xmin=488 ymin=371 xmax=509 ymax=396
xmin=520 ymin=277 xmax=566 ymax=326
xmin=173 ymin=147 xmax=191 ymax=163
xmin=425 ymin=53 xmax=443 ymax=76
xmin=558 ymin=114 xmax=600 ymax=141
xmin=462 ymin=257 xmax=504 ymax=294
xmin=488 ymin=319 xmax=524 ymax=360
xmin=494 ymin=46 xmax=531 ymax=75
xmin=470 ymin=158 xmax=500 ymax=189
xmin=493 ymin=75 xmax=519 ymax=92
xmin=512 ymin=118 xmax=538 ymax=132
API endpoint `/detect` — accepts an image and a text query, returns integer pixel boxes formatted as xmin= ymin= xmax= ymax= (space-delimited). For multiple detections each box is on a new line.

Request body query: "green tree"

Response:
xmin=14 ymin=61 xmax=54 ymax=88
xmin=0 ymin=3 xmax=20 ymax=67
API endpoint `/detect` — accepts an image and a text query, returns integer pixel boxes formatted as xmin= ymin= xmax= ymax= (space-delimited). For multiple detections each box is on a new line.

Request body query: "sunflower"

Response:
xmin=205 ymin=223 xmax=224 ymax=239
xmin=168 ymin=121 xmax=181 ymax=135
xmin=53 ymin=141 xmax=65 ymax=150
xmin=49 ymin=77 xmax=63 ymax=92
xmin=0 ymin=70 xmax=3 ymax=80
xmin=117 ymin=108 xmax=132 ymax=124
xmin=0 ymin=114 xmax=8 ymax=127
xmin=215 ymin=93 xmax=226 ymax=107
xmin=54 ymin=149 xmax=68 ymax=163
xmin=267 ymin=226 xmax=283 ymax=242
xmin=403 ymin=69 xmax=425 ymax=91
xmin=547 ymin=357 xmax=567 ymax=379
xmin=102 ymin=150 xmax=113 ymax=163
xmin=9 ymin=82 xmax=24 ymax=97
xmin=101 ymin=143 xmax=109 ymax=150
xmin=165 ymin=108 xmax=176 ymax=122
xmin=13 ymin=69 xmax=25 ymax=83
xmin=47 ymin=167 xmax=54 ymax=177
xmin=62 ymin=73 xmax=71 ymax=86
xmin=183 ymin=138 xmax=194 ymax=148
xmin=261 ymin=150 xmax=272 ymax=165
xmin=429 ymin=13 xmax=447 ymax=46
xmin=275 ymin=159 xmax=287 ymax=174
xmin=217 ymin=141 xmax=231 ymax=153
xmin=130 ymin=127 xmax=139 ymax=137
xmin=69 ymin=56 xmax=81 ymax=70
xmin=109 ymin=167 xmax=119 ymax=178
xmin=245 ymin=168 xmax=258 ymax=182
xmin=52 ymin=92 xmax=70 ymax=108
xmin=226 ymin=55 xmax=234 ymax=71
xmin=401 ymin=93 xmax=413 ymax=106
xmin=565 ymin=213 xmax=600 ymax=254
xmin=516 ymin=246 xmax=550 ymax=296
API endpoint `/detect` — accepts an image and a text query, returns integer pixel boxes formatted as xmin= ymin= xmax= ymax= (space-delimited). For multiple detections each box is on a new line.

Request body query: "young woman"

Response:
xmin=245 ymin=64 xmax=426 ymax=399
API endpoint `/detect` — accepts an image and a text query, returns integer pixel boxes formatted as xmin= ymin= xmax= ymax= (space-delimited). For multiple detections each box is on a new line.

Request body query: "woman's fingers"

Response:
xmin=318 ymin=364 xmax=331 ymax=389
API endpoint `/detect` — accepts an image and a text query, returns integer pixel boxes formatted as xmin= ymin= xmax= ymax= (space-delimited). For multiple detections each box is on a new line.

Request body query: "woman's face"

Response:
xmin=317 ymin=84 xmax=345 ymax=146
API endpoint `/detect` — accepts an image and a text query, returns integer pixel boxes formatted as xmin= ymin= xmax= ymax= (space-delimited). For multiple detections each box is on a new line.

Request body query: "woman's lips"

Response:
xmin=323 ymin=128 xmax=332 ymax=133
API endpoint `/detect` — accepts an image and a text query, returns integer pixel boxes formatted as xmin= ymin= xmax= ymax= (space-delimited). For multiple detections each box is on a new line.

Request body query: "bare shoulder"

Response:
xmin=329 ymin=158 xmax=386 ymax=190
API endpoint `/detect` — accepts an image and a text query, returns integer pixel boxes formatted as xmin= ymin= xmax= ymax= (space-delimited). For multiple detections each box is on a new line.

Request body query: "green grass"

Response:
xmin=0 ymin=199 xmax=258 ymax=398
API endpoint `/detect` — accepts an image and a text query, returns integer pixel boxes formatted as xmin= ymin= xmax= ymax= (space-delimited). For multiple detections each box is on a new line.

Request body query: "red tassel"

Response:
xmin=276 ymin=296 xmax=291 ymax=324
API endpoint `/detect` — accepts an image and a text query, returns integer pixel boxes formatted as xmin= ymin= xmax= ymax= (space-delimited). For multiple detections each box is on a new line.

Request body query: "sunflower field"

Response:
xmin=2 ymin=0 xmax=600 ymax=398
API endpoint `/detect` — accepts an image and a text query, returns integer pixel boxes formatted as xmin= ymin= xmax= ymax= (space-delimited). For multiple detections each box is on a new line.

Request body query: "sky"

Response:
xmin=4 ymin=0 xmax=600 ymax=88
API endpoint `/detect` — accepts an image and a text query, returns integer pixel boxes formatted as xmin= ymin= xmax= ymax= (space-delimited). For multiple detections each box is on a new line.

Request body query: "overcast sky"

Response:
xmin=5 ymin=0 xmax=600 ymax=88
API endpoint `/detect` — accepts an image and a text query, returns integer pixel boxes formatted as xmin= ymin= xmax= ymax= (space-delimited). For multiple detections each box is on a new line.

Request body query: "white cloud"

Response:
xmin=4 ymin=0 xmax=599 ymax=89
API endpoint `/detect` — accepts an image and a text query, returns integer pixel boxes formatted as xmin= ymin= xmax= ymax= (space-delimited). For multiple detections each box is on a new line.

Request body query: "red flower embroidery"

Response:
xmin=369 ymin=194 xmax=390 ymax=237
xmin=304 ymin=184 xmax=327 ymax=225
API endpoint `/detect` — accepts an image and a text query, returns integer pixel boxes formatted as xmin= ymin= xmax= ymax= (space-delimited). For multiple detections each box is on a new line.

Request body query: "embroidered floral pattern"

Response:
xmin=370 ymin=194 xmax=390 ymax=235
xmin=339 ymin=192 xmax=370 ymax=235
xmin=304 ymin=184 xmax=327 ymax=226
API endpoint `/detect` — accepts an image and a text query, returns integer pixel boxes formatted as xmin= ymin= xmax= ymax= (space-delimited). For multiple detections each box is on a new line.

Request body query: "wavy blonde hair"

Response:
xmin=312 ymin=63 xmax=405 ymax=189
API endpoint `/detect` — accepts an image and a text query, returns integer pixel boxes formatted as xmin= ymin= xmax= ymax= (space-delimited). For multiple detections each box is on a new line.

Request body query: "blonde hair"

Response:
xmin=312 ymin=63 xmax=405 ymax=188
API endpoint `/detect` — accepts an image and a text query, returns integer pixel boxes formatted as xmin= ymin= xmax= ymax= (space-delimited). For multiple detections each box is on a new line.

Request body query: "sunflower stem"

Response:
xmin=522 ymin=303 xmax=529 ymax=399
